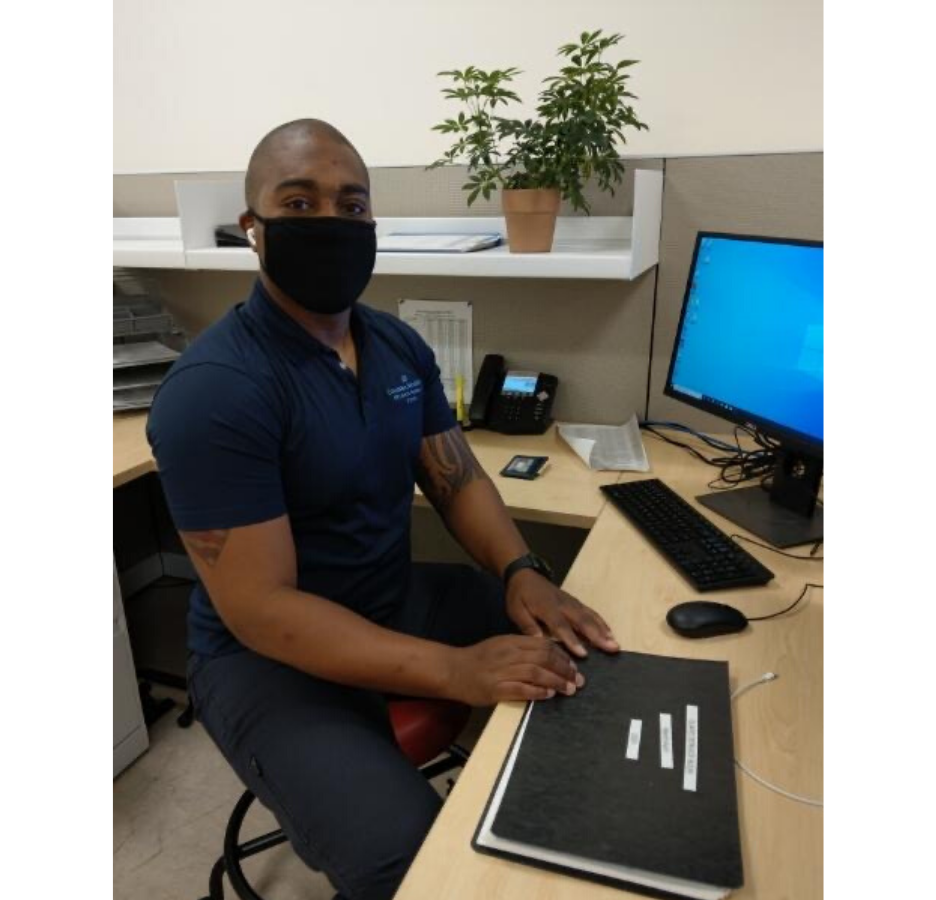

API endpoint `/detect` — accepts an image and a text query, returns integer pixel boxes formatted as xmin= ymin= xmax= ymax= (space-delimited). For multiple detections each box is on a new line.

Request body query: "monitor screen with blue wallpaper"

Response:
xmin=665 ymin=233 xmax=823 ymax=450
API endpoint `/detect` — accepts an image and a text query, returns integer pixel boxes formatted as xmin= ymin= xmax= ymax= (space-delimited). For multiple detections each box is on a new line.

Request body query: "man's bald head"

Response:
xmin=244 ymin=119 xmax=369 ymax=211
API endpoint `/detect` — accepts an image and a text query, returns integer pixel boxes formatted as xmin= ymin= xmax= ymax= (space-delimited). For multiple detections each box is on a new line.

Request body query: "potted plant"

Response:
xmin=429 ymin=30 xmax=648 ymax=253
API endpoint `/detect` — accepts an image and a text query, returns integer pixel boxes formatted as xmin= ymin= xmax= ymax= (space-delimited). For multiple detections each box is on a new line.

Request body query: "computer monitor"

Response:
xmin=664 ymin=232 xmax=823 ymax=547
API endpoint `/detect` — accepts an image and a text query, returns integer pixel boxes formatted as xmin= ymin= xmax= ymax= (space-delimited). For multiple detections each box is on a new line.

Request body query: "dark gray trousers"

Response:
xmin=187 ymin=563 xmax=513 ymax=900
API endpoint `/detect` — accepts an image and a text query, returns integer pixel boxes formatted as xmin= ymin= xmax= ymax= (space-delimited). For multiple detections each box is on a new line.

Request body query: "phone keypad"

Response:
xmin=501 ymin=394 xmax=523 ymax=422
xmin=500 ymin=393 xmax=548 ymax=423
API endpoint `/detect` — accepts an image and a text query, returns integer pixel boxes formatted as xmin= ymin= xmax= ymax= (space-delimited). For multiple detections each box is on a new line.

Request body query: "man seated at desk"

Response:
xmin=147 ymin=118 xmax=619 ymax=900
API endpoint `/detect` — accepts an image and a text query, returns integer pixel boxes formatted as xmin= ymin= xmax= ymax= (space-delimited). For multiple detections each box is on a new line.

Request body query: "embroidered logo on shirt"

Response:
xmin=386 ymin=375 xmax=423 ymax=405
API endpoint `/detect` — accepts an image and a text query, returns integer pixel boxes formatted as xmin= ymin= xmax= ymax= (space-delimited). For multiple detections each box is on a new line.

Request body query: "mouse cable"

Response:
xmin=730 ymin=533 xmax=824 ymax=562
xmin=731 ymin=673 xmax=823 ymax=808
xmin=747 ymin=583 xmax=823 ymax=622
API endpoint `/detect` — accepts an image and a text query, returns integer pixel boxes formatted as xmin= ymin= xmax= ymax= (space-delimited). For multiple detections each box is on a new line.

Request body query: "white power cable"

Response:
xmin=731 ymin=673 xmax=823 ymax=808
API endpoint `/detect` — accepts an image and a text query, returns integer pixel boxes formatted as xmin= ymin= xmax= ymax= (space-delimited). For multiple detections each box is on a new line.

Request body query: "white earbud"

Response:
xmin=247 ymin=227 xmax=257 ymax=247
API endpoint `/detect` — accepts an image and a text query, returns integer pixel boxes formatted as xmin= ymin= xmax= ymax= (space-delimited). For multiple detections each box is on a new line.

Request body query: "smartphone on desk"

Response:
xmin=468 ymin=354 xmax=558 ymax=435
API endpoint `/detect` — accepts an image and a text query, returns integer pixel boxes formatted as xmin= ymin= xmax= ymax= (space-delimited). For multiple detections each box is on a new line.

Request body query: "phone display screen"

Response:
xmin=501 ymin=372 xmax=538 ymax=395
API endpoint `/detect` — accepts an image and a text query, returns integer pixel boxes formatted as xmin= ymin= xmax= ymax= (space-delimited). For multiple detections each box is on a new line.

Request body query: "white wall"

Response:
xmin=114 ymin=0 xmax=822 ymax=173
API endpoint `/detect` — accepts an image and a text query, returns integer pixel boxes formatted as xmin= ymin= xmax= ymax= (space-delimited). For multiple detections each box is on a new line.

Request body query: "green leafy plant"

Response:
xmin=428 ymin=30 xmax=649 ymax=213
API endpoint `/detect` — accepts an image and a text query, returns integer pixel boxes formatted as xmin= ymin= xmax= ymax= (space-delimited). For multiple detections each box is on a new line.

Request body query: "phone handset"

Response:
xmin=468 ymin=354 xmax=505 ymax=428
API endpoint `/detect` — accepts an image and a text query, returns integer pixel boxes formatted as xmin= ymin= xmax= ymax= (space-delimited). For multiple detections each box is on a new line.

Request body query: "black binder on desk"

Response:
xmin=472 ymin=651 xmax=743 ymax=900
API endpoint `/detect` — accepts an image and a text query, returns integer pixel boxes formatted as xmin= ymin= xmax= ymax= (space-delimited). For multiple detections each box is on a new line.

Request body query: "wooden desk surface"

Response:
xmin=113 ymin=414 xmax=618 ymax=526
xmin=396 ymin=434 xmax=823 ymax=900
xmin=113 ymin=411 xmax=156 ymax=488
xmin=415 ymin=427 xmax=619 ymax=528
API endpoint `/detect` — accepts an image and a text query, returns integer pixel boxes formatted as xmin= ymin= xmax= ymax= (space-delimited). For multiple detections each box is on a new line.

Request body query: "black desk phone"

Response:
xmin=468 ymin=354 xmax=558 ymax=435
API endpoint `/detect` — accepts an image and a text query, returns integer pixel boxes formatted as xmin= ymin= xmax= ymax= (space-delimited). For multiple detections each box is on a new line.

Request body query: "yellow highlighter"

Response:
xmin=455 ymin=374 xmax=465 ymax=425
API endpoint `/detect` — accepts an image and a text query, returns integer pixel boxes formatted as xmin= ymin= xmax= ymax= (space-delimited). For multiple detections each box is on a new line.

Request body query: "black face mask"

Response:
xmin=250 ymin=213 xmax=377 ymax=315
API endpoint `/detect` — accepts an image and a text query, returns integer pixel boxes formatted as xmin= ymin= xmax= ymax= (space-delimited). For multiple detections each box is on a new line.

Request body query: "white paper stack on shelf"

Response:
xmin=378 ymin=233 xmax=501 ymax=253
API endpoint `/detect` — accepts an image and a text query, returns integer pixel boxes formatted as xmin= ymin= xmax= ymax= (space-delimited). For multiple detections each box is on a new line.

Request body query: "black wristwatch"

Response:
xmin=503 ymin=552 xmax=554 ymax=586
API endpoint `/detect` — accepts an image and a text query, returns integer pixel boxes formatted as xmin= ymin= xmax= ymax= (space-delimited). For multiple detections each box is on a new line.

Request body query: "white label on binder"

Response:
xmin=626 ymin=719 xmax=642 ymax=760
xmin=660 ymin=713 xmax=674 ymax=769
xmin=683 ymin=705 xmax=699 ymax=791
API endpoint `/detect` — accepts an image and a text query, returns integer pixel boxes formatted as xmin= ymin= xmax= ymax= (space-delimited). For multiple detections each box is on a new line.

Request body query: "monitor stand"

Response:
xmin=697 ymin=449 xmax=823 ymax=548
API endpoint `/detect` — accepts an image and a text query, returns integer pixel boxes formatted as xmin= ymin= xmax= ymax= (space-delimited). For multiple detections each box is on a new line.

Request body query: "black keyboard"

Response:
xmin=601 ymin=479 xmax=774 ymax=591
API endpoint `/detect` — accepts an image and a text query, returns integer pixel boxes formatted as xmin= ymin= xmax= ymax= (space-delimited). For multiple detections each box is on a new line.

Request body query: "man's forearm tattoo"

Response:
xmin=418 ymin=428 xmax=485 ymax=513
xmin=182 ymin=529 xmax=231 ymax=567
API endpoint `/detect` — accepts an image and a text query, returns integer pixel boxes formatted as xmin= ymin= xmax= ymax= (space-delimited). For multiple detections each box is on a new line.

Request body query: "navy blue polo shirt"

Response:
xmin=147 ymin=280 xmax=455 ymax=657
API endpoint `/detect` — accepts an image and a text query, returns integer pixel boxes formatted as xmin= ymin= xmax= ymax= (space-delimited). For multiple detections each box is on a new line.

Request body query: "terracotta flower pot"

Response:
xmin=501 ymin=188 xmax=561 ymax=253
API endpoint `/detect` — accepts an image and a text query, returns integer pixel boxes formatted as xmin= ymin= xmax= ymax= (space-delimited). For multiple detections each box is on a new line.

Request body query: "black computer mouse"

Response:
xmin=666 ymin=601 xmax=749 ymax=638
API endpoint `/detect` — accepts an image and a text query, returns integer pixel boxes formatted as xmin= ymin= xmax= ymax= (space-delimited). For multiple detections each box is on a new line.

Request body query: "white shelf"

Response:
xmin=113 ymin=218 xmax=185 ymax=268
xmin=183 ymin=247 xmax=258 ymax=271
xmin=376 ymin=236 xmax=642 ymax=280
xmin=114 ymin=170 xmax=663 ymax=281
xmin=183 ymin=225 xmax=649 ymax=280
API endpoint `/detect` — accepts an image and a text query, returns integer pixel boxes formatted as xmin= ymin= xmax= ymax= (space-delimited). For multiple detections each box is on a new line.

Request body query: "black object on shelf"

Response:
xmin=214 ymin=224 xmax=250 ymax=247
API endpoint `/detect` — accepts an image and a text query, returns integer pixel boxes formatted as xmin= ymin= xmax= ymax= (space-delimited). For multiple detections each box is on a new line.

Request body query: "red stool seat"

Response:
xmin=198 ymin=698 xmax=472 ymax=899
xmin=388 ymin=698 xmax=471 ymax=768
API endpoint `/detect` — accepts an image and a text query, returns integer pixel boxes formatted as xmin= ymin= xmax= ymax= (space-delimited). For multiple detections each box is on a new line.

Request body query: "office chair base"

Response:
xmin=177 ymin=697 xmax=196 ymax=728
xmin=138 ymin=680 xmax=176 ymax=726
xmin=198 ymin=745 xmax=469 ymax=900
